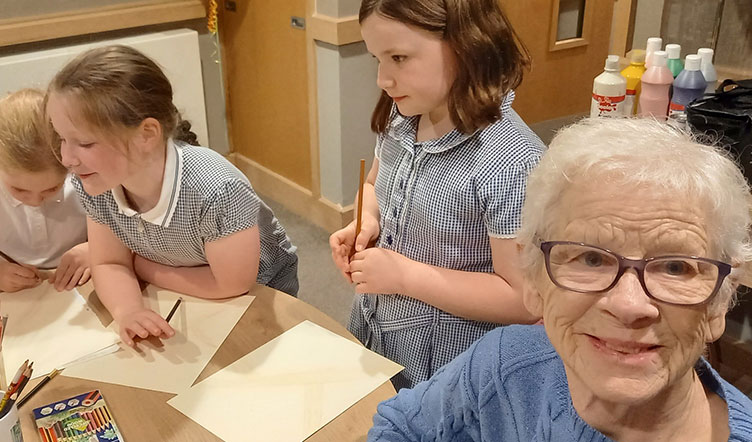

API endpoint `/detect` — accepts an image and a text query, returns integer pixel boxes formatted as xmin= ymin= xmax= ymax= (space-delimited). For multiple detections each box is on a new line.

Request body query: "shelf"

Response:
xmin=0 ymin=0 xmax=206 ymax=48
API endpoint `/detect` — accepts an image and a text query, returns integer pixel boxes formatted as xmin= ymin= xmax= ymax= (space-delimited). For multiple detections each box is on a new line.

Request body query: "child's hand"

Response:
xmin=0 ymin=260 xmax=41 ymax=292
xmin=52 ymin=243 xmax=91 ymax=292
xmin=349 ymin=247 xmax=409 ymax=294
xmin=117 ymin=308 xmax=176 ymax=347
xmin=329 ymin=216 xmax=380 ymax=282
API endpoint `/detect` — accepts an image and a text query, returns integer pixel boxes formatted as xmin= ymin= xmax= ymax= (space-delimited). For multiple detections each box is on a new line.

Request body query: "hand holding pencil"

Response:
xmin=116 ymin=297 xmax=181 ymax=347
xmin=329 ymin=159 xmax=381 ymax=282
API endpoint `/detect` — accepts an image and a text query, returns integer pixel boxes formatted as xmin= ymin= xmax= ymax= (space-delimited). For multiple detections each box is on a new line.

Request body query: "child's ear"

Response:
xmin=136 ymin=117 xmax=163 ymax=148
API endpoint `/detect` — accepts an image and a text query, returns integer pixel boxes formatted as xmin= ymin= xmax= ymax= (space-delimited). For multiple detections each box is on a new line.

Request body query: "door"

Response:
xmin=503 ymin=0 xmax=615 ymax=123
xmin=219 ymin=0 xmax=312 ymax=190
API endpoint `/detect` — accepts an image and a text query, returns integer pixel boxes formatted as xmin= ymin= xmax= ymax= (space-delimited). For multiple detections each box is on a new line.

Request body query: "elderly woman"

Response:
xmin=368 ymin=118 xmax=752 ymax=441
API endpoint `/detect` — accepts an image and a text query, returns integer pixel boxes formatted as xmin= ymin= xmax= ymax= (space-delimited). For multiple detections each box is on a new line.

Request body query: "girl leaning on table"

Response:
xmin=0 ymin=88 xmax=89 ymax=293
xmin=329 ymin=0 xmax=546 ymax=389
xmin=45 ymin=45 xmax=299 ymax=347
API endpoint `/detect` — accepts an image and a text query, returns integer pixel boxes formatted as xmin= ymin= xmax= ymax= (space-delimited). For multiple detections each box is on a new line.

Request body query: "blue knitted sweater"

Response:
xmin=369 ymin=325 xmax=752 ymax=441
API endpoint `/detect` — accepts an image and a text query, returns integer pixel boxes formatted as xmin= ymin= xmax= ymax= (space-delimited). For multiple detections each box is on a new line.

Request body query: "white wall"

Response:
xmin=0 ymin=29 xmax=211 ymax=149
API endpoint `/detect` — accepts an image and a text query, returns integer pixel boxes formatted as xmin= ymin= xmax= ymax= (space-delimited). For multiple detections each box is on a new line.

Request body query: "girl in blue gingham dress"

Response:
xmin=329 ymin=0 xmax=546 ymax=389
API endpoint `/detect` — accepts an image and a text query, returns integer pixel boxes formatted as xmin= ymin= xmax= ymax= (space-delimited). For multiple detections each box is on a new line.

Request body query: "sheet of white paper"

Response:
xmin=0 ymin=283 xmax=120 ymax=379
xmin=63 ymin=285 xmax=254 ymax=394
xmin=167 ymin=320 xmax=403 ymax=442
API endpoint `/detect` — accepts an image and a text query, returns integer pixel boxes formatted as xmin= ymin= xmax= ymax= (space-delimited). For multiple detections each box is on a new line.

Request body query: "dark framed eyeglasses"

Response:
xmin=539 ymin=241 xmax=732 ymax=306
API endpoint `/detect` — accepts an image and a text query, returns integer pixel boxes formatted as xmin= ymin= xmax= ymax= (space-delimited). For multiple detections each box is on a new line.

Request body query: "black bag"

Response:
xmin=687 ymin=79 xmax=752 ymax=184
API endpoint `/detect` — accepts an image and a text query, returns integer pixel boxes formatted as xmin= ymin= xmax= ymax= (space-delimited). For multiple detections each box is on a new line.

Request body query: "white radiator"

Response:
xmin=0 ymin=29 xmax=208 ymax=146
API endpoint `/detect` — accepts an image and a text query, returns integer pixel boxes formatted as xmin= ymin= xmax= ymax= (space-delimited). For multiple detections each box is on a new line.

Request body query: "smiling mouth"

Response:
xmin=586 ymin=334 xmax=662 ymax=355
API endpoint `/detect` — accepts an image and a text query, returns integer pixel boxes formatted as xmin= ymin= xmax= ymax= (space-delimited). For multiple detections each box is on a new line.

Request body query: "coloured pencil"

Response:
xmin=18 ymin=368 xmax=60 ymax=408
xmin=349 ymin=159 xmax=367 ymax=260
xmin=165 ymin=297 xmax=183 ymax=324
xmin=0 ymin=249 xmax=19 ymax=265
xmin=0 ymin=359 xmax=28 ymax=409
xmin=0 ymin=362 xmax=32 ymax=418
xmin=0 ymin=315 xmax=7 ymax=351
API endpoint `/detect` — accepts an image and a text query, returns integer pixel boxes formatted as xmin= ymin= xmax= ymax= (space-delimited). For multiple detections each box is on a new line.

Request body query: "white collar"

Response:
xmin=112 ymin=139 xmax=183 ymax=227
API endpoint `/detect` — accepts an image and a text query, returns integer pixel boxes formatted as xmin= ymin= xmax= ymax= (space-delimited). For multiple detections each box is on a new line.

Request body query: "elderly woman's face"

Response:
xmin=530 ymin=180 xmax=726 ymax=405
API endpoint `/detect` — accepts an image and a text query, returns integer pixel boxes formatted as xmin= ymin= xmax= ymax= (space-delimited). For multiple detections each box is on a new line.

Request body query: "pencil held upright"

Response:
xmin=349 ymin=159 xmax=367 ymax=260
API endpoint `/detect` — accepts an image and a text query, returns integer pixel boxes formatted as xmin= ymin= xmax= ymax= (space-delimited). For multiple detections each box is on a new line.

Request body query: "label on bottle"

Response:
xmin=590 ymin=93 xmax=626 ymax=117
xmin=623 ymin=89 xmax=637 ymax=116
xmin=668 ymin=101 xmax=687 ymax=121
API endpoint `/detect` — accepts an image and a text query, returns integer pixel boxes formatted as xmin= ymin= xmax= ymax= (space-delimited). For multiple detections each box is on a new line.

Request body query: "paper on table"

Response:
xmin=167 ymin=320 xmax=404 ymax=442
xmin=63 ymin=285 xmax=254 ymax=394
xmin=0 ymin=283 xmax=120 ymax=379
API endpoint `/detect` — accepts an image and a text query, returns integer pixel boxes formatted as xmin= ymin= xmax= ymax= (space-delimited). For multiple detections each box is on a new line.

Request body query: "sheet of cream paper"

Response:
xmin=63 ymin=285 xmax=254 ymax=394
xmin=0 ymin=283 xmax=120 ymax=379
xmin=167 ymin=320 xmax=404 ymax=442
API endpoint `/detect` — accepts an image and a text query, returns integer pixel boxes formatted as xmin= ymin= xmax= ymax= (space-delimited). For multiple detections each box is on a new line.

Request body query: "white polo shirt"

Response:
xmin=0 ymin=175 xmax=87 ymax=268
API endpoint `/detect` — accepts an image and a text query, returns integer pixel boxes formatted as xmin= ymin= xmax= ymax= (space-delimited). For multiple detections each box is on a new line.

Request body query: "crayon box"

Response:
xmin=33 ymin=390 xmax=124 ymax=442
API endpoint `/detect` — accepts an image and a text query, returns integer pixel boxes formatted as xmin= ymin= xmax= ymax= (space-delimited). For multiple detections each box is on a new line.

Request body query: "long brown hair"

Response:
xmin=48 ymin=45 xmax=198 ymax=148
xmin=360 ymin=0 xmax=530 ymax=134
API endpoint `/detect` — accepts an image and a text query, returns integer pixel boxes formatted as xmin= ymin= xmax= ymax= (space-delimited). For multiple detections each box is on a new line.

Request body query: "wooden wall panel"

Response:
xmin=220 ymin=0 xmax=312 ymax=190
xmin=503 ymin=0 xmax=614 ymax=123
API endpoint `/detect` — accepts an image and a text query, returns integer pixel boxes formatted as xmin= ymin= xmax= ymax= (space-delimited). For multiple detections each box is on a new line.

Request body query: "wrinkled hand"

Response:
xmin=349 ymin=248 xmax=409 ymax=294
xmin=329 ymin=215 xmax=380 ymax=282
xmin=0 ymin=260 xmax=41 ymax=292
xmin=116 ymin=308 xmax=175 ymax=347
xmin=52 ymin=243 xmax=91 ymax=291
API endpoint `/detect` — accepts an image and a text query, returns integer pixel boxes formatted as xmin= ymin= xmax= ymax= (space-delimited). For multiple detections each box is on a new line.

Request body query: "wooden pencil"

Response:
xmin=17 ymin=368 xmax=59 ymax=408
xmin=0 ymin=249 xmax=19 ymax=265
xmin=349 ymin=159 xmax=367 ymax=260
xmin=165 ymin=297 xmax=182 ymax=324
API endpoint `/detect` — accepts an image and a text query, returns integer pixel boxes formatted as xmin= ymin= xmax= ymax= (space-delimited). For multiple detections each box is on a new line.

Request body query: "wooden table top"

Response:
xmin=17 ymin=284 xmax=396 ymax=441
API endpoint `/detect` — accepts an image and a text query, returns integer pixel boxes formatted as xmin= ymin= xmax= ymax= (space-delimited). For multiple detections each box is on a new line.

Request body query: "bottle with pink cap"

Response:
xmin=638 ymin=50 xmax=673 ymax=120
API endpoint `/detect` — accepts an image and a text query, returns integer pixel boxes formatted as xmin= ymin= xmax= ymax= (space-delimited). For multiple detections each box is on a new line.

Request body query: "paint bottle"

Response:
xmin=638 ymin=50 xmax=673 ymax=120
xmin=665 ymin=44 xmax=683 ymax=78
xmin=645 ymin=37 xmax=663 ymax=69
xmin=697 ymin=48 xmax=718 ymax=93
xmin=669 ymin=54 xmax=705 ymax=123
xmin=620 ymin=50 xmax=646 ymax=116
xmin=590 ymin=55 xmax=627 ymax=118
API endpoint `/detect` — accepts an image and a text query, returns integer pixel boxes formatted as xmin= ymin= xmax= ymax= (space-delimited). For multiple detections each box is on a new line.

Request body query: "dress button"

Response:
xmin=399 ymin=179 xmax=404 ymax=190
xmin=386 ymin=235 xmax=393 ymax=245
xmin=392 ymin=208 xmax=397 ymax=218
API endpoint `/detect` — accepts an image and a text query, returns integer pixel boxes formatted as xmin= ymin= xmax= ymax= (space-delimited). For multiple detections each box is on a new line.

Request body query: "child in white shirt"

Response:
xmin=0 ymin=89 xmax=88 ymax=293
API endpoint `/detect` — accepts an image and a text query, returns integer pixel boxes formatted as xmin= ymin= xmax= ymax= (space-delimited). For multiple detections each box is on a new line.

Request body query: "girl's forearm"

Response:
xmin=91 ymin=263 xmax=146 ymax=321
xmin=136 ymin=259 xmax=252 ymax=299
xmin=400 ymin=260 xmax=538 ymax=324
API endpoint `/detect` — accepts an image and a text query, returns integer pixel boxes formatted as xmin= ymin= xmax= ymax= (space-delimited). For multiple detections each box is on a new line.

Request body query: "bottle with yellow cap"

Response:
xmin=621 ymin=50 xmax=646 ymax=116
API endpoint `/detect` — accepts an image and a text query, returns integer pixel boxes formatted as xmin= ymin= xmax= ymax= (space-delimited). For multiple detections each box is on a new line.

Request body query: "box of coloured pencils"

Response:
xmin=32 ymin=390 xmax=124 ymax=442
